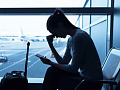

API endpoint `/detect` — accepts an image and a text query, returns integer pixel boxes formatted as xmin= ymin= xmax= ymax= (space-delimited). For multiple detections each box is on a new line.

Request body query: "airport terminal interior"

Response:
xmin=0 ymin=0 xmax=120 ymax=90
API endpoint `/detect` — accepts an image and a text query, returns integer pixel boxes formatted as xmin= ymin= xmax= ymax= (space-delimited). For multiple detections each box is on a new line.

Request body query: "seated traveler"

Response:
xmin=36 ymin=9 xmax=103 ymax=90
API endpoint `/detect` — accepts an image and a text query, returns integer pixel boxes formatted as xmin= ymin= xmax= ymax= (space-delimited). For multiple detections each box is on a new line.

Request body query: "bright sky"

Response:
xmin=0 ymin=15 xmax=79 ymax=36
xmin=0 ymin=0 xmax=86 ymax=8
xmin=0 ymin=0 xmax=86 ymax=36
xmin=0 ymin=16 xmax=49 ymax=36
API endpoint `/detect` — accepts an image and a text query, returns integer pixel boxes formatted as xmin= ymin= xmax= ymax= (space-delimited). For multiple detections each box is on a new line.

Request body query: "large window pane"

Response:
xmin=0 ymin=0 xmax=86 ymax=8
xmin=0 ymin=15 xmax=78 ymax=78
xmin=82 ymin=15 xmax=90 ymax=29
xmin=0 ymin=0 xmax=111 ymax=8
xmin=79 ymin=14 xmax=109 ymax=65
xmin=91 ymin=21 xmax=107 ymax=65
xmin=91 ymin=15 xmax=107 ymax=24
xmin=85 ymin=0 xmax=90 ymax=7
xmin=91 ymin=0 xmax=108 ymax=7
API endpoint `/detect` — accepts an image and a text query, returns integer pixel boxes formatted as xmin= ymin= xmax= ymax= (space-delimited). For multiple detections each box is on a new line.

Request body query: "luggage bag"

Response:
xmin=1 ymin=42 xmax=30 ymax=90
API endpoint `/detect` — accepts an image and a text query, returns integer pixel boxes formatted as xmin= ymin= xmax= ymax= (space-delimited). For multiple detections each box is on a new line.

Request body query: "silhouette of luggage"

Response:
xmin=1 ymin=42 xmax=30 ymax=90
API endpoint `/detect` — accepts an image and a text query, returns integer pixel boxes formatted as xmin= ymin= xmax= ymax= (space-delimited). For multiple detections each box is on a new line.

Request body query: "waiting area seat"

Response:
xmin=75 ymin=48 xmax=120 ymax=90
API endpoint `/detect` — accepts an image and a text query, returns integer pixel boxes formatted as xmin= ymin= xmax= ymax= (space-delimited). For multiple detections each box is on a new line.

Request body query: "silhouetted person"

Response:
xmin=37 ymin=9 xmax=103 ymax=90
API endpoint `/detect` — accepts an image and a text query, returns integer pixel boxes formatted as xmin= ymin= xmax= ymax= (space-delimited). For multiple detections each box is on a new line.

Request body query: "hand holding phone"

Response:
xmin=35 ymin=54 xmax=52 ymax=65
xmin=35 ymin=54 xmax=45 ymax=58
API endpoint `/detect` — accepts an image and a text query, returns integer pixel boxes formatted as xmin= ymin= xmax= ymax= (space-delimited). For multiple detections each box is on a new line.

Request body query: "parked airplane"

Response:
xmin=0 ymin=27 xmax=69 ymax=43
xmin=0 ymin=28 xmax=47 ymax=42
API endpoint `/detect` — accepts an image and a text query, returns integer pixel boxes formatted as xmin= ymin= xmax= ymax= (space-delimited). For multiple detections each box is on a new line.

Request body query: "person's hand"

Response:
xmin=36 ymin=55 xmax=52 ymax=65
xmin=40 ymin=57 xmax=52 ymax=65
xmin=46 ymin=35 xmax=55 ymax=44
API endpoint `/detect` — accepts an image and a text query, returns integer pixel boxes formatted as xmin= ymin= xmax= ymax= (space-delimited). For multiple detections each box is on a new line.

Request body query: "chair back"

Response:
xmin=102 ymin=48 xmax=120 ymax=80
xmin=115 ymin=79 xmax=120 ymax=90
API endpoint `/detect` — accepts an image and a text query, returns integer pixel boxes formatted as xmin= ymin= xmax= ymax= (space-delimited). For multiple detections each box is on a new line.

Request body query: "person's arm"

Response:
xmin=38 ymin=36 xmax=85 ymax=73
xmin=48 ymin=41 xmax=63 ymax=63
xmin=36 ymin=55 xmax=64 ymax=69
xmin=46 ymin=35 xmax=71 ymax=64
xmin=58 ymin=35 xmax=86 ymax=73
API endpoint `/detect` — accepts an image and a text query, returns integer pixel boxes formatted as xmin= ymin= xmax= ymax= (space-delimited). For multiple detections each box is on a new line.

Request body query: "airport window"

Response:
xmin=85 ymin=0 xmax=111 ymax=7
xmin=0 ymin=0 xmax=86 ymax=8
xmin=91 ymin=18 xmax=108 ymax=64
xmin=91 ymin=0 xmax=108 ymax=7
xmin=0 ymin=0 xmax=111 ymax=8
xmin=0 ymin=0 xmax=113 ymax=83
xmin=82 ymin=15 xmax=90 ymax=28
xmin=81 ymin=15 xmax=110 ymax=65
xmin=0 ymin=15 xmax=79 ymax=78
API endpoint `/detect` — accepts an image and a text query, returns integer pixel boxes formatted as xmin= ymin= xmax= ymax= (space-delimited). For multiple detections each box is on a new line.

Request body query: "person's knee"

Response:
xmin=47 ymin=66 xmax=55 ymax=71
xmin=45 ymin=66 xmax=60 ymax=79
xmin=46 ymin=66 xmax=63 ymax=75
xmin=46 ymin=66 xmax=59 ymax=73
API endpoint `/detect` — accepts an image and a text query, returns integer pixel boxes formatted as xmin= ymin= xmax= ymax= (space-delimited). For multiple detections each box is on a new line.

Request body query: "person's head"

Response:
xmin=46 ymin=9 xmax=78 ymax=38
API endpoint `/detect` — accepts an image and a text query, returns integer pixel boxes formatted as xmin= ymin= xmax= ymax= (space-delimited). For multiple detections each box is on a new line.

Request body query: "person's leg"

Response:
xmin=58 ymin=77 xmax=83 ymax=90
xmin=41 ymin=67 xmax=59 ymax=90
xmin=41 ymin=66 xmax=83 ymax=90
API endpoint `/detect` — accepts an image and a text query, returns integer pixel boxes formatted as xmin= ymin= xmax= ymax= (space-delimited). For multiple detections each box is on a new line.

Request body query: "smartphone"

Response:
xmin=35 ymin=54 xmax=45 ymax=58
